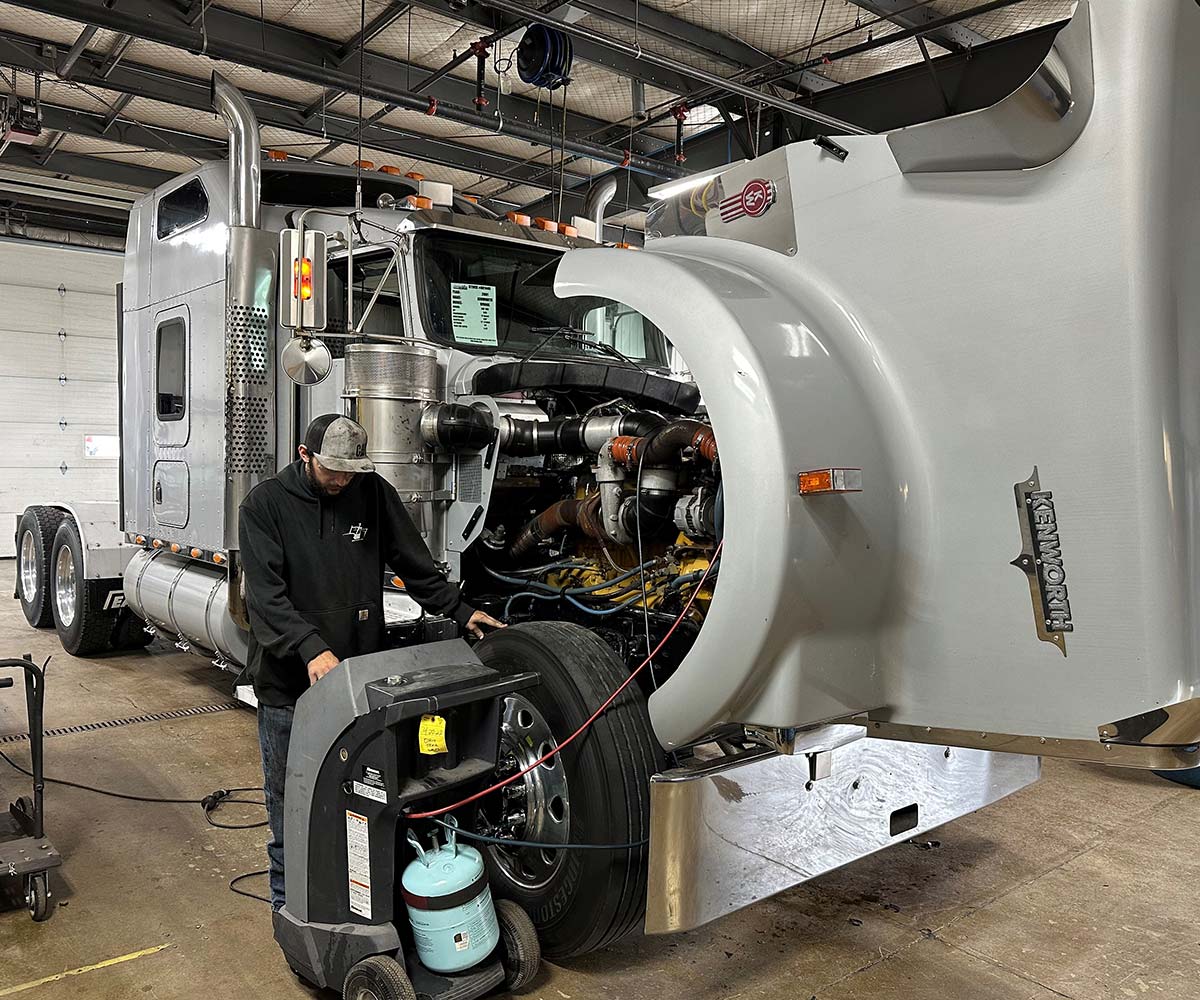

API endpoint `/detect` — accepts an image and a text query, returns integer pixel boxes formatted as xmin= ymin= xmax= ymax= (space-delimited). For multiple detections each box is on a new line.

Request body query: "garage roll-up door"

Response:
xmin=0 ymin=238 xmax=123 ymax=557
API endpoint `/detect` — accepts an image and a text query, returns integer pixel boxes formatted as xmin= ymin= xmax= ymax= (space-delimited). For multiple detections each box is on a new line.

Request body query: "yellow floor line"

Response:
xmin=0 ymin=944 xmax=173 ymax=997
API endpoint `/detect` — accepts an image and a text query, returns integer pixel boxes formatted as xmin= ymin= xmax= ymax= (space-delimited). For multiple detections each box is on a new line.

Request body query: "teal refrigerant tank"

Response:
xmin=401 ymin=819 xmax=500 ymax=973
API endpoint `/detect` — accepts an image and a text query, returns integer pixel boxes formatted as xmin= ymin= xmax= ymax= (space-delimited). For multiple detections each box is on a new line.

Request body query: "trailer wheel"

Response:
xmin=16 ymin=507 xmax=67 ymax=628
xmin=474 ymin=622 xmax=665 ymax=959
xmin=342 ymin=955 xmax=415 ymax=1000
xmin=50 ymin=520 xmax=117 ymax=657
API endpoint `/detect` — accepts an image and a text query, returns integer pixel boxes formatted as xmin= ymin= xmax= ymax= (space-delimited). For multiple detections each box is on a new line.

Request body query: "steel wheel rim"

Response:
xmin=482 ymin=695 xmax=570 ymax=892
xmin=18 ymin=530 xmax=38 ymax=603
xmin=350 ymin=989 xmax=380 ymax=1000
xmin=54 ymin=544 xmax=77 ymax=628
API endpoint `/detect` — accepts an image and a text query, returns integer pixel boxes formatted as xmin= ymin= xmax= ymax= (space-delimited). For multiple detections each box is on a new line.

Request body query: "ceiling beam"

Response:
xmin=298 ymin=2 xmax=413 ymax=120
xmin=407 ymin=0 xmax=698 ymax=95
xmin=465 ymin=0 xmax=866 ymax=133
xmin=569 ymin=0 xmax=839 ymax=95
xmin=0 ymin=142 xmax=172 ymax=188
xmin=844 ymin=0 xmax=990 ymax=54
xmin=0 ymin=27 xmax=590 ymax=195
xmin=2 ymin=0 xmax=675 ymax=174
xmin=518 ymin=18 xmax=1065 ymax=220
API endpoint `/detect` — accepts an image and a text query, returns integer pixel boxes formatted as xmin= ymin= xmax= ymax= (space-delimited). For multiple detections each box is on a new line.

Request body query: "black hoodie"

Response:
xmin=238 ymin=460 xmax=474 ymax=706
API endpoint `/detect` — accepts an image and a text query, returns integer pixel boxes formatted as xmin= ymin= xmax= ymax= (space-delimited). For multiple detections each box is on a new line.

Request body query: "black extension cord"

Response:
xmin=0 ymin=748 xmax=270 ymax=902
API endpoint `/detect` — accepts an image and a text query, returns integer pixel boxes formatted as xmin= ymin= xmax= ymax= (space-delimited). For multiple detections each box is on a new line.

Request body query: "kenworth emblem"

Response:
xmin=719 ymin=178 xmax=776 ymax=223
xmin=1011 ymin=467 xmax=1073 ymax=655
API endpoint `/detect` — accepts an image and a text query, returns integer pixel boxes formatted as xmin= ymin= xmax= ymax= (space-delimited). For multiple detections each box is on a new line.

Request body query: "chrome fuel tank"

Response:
xmin=124 ymin=548 xmax=248 ymax=665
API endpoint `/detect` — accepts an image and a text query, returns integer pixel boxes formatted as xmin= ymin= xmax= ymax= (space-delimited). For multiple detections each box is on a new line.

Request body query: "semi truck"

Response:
xmin=13 ymin=0 xmax=1200 ymax=960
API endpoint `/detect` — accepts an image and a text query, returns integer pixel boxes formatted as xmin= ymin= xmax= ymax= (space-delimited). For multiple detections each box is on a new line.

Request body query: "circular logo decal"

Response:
xmin=740 ymin=179 xmax=774 ymax=218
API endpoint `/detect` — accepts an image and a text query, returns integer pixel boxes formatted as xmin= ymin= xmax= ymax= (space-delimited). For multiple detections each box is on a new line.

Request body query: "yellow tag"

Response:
xmin=418 ymin=714 xmax=448 ymax=755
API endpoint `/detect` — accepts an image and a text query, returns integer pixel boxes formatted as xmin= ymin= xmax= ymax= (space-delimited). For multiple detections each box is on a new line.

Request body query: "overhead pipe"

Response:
xmin=3 ymin=0 xmax=682 ymax=179
xmin=210 ymin=72 xmax=261 ymax=229
xmin=583 ymin=175 xmax=618 ymax=240
xmin=474 ymin=0 xmax=870 ymax=135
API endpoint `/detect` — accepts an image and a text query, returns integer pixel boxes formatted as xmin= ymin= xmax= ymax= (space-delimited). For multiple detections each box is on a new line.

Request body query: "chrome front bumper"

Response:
xmin=645 ymin=726 xmax=1040 ymax=934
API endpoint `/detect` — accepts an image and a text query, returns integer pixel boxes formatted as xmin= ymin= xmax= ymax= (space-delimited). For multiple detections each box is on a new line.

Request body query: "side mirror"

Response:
xmin=279 ymin=228 xmax=328 ymax=331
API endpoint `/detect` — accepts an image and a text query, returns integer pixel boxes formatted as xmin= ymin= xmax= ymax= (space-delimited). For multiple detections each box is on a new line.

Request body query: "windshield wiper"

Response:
xmin=517 ymin=324 xmax=649 ymax=374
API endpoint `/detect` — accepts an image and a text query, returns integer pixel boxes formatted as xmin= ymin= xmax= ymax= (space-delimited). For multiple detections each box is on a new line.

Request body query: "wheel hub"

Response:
xmin=54 ymin=544 xmax=77 ymax=628
xmin=19 ymin=529 xmax=38 ymax=604
xmin=481 ymin=695 xmax=570 ymax=891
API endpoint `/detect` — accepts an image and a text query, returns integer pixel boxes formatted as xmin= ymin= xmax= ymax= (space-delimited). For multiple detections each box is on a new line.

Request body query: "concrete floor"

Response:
xmin=0 ymin=574 xmax=1197 ymax=999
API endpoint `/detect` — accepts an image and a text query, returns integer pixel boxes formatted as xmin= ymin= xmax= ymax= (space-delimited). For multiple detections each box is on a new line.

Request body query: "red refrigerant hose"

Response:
xmin=407 ymin=539 xmax=724 ymax=821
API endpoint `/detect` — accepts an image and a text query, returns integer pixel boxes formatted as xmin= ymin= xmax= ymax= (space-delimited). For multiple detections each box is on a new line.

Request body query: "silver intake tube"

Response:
xmin=211 ymin=72 xmax=261 ymax=229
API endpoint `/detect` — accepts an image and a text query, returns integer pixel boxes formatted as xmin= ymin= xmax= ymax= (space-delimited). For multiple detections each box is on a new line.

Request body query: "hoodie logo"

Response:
xmin=344 ymin=523 xmax=368 ymax=542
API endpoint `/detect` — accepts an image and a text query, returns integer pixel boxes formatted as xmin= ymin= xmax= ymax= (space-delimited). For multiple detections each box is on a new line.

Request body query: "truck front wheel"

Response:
xmin=16 ymin=507 xmax=67 ymax=628
xmin=50 ymin=520 xmax=118 ymax=657
xmin=473 ymin=622 xmax=665 ymax=958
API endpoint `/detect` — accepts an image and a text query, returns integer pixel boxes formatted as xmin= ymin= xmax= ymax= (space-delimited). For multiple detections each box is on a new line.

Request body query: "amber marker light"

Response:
xmin=798 ymin=468 xmax=863 ymax=495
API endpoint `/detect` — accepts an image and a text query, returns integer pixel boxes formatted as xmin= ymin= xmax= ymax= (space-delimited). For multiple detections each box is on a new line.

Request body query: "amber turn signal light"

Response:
xmin=798 ymin=468 xmax=863 ymax=495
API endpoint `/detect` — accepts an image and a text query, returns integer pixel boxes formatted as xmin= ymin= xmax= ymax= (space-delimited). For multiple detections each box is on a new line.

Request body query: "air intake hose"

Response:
xmin=509 ymin=496 xmax=607 ymax=558
xmin=498 ymin=411 xmax=666 ymax=456
xmin=610 ymin=418 xmax=716 ymax=468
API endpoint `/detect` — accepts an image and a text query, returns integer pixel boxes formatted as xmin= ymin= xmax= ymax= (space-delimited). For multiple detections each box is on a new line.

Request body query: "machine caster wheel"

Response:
xmin=14 ymin=795 xmax=33 ymax=819
xmin=26 ymin=872 xmax=53 ymax=922
xmin=497 ymin=899 xmax=541 ymax=993
xmin=342 ymin=955 xmax=416 ymax=1000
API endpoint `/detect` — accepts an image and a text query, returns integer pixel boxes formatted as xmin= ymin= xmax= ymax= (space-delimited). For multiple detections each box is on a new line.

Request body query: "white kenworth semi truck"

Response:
xmin=13 ymin=0 xmax=1200 ymax=958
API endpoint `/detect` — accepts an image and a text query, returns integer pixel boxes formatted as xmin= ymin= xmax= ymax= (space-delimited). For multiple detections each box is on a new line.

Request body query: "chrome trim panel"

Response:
xmin=865 ymin=718 xmax=1200 ymax=769
xmin=1098 ymin=698 xmax=1200 ymax=748
xmin=887 ymin=1 xmax=1094 ymax=172
xmin=646 ymin=734 xmax=1040 ymax=934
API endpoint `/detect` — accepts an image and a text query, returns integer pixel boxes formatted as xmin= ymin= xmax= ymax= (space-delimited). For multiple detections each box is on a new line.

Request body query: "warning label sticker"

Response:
xmin=345 ymin=810 xmax=372 ymax=919
xmin=450 ymin=283 xmax=497 ymax=346
xmin=352 ymin=781 xmax=387 ymax=804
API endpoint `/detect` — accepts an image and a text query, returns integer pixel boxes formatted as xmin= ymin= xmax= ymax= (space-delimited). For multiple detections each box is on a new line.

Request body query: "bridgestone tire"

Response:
xmin=342 ymin=955 xmax=415 ymax=1000
xmin=50 ymin=520 xmax=117 ymax=657
xmin=474 ymin=622 xmax=665 ymax=958
xmin=16 ymin=507 xmax=67 ymax=628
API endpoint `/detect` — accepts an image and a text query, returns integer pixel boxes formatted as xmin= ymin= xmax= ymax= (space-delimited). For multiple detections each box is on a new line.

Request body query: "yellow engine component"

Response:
xmin=543 ymin=537 xmax=715 ymax=612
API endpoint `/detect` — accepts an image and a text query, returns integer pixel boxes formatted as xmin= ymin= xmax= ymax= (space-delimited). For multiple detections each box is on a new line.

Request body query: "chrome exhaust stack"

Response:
xmin=211 ymin=72 xmax=261 ymax=229
xmin=584 ymin=175 xmax=617 ymax=242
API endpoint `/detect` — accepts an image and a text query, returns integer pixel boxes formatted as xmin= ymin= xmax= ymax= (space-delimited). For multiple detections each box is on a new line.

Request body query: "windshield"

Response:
xmin=414 ymin=230 xmax=670 ymax=366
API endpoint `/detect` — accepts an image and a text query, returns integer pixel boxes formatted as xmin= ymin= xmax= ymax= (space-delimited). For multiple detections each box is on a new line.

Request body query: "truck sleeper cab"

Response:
xmin=15 ymin=0 xmax=1200 ymax=961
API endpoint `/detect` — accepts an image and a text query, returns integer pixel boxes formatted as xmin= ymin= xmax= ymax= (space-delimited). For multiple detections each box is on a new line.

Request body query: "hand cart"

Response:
xmin=0 ymin=655 xmax=60 ymax=922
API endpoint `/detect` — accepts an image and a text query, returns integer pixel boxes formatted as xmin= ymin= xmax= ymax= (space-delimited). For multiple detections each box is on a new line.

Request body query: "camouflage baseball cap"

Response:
xmin=303 ymin=414 xmax=376 ymax=474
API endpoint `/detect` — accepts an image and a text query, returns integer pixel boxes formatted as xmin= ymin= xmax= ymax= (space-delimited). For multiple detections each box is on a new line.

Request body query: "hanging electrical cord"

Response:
xmin=355 ymin=0 xmax=366 ymax=210
xmin=408 ymin=539 xmax=722 ymax=822
xmin=635 ymin=449 xmax=656 ymax=689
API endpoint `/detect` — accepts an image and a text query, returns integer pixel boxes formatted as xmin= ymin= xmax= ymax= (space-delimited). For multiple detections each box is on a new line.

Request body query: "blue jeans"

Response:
xmin=257 ymin=703 xmax=294 ymax=911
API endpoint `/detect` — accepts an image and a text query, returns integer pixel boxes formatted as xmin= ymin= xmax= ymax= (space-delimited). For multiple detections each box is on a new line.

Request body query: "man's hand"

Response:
xmin=465 ymin=610 xmax=505 ymax=639
xmin=307 ymin=650 xmax=341 ymax=686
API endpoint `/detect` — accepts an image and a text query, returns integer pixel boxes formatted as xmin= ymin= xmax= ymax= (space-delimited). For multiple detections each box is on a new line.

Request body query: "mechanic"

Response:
xmin=238 ymin=413 xmax=503 ymax=911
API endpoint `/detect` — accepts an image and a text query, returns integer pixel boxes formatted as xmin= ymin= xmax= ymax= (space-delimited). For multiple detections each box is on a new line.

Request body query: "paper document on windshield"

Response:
xmin=450 ymin=282 xmax=498 ymax=345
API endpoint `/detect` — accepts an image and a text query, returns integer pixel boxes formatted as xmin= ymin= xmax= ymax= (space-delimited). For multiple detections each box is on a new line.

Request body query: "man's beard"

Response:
xmin=304 ymin=460 xmax=344 ymax=498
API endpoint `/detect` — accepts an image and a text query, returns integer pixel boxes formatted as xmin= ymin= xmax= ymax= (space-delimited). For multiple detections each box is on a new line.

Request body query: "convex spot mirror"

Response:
xmin=279 ymin=227 xmax=328 ymax=331
xmin=282 ymin=336 xmax=332 ymax=386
